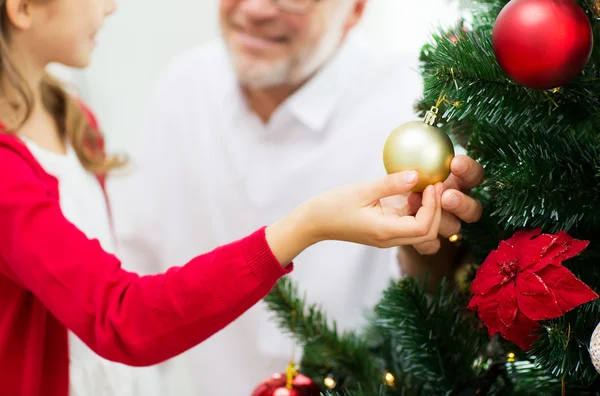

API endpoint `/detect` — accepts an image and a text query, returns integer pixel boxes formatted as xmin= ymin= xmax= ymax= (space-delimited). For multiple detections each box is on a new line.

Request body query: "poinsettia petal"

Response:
xmin=467 ymin=294 xmax=480 ymax=311
xmin=540 ymin=235 xmax=569 ymax=260
xmin=554 ymin=231 xmax=589 ymax=262
xmin=497 ymin=284 xmax=518 ymax=328
xmin=516 ymin=271 xmax=550 ymax=295
xmin=509 ymin=228 xmax=542 ymax=251
xmin=471 ymin=249 xmax=506 ymax=295
xmin=526 ymin=256 xmax=557 ymax=274
xmin=500 ymin=311 xmax=541 ymax=350
xmin=518 ymin=234 xmax=561 ymax=271
xmin=515 ymin=271 xmax=561 ymax=320
xmin=521 ymin=232 xmax=587 ymax=273
xmin=496 ymin=240 xmax=518 ymax=263
xmin=468 ymin=294 xmax=502 ymax=336
xmin=536 ymin=265 xmax=599 ymax=314
xmin=471 ymin=273 xmax=504 ymax=295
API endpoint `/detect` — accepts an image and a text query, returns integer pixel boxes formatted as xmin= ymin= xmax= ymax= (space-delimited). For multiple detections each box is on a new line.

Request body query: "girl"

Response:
xmin=0 ymin=0 xmax=443 ymax=395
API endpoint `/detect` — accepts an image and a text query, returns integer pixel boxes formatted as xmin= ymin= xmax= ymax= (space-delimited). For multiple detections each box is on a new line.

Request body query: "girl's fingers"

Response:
xmin=373 ymin=185 xmax=438 ymax=242
xmin=412 ymin=238 xmax=441 ymax=255
xmin=377 ymin=184 xmax=444 ymax=247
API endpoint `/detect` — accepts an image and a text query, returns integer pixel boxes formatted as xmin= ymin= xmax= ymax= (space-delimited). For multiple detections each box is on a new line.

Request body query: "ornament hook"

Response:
xmin=423 ymin=106 xmax=439 ymax=126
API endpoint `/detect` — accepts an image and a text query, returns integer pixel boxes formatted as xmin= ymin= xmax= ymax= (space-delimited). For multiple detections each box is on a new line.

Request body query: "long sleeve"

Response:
xmin=0 ymin=146 xmax=293 ymax=367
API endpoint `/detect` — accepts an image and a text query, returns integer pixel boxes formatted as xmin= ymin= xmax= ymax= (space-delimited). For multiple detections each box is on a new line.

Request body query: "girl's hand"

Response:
xmin=266 ymin=171 xmax=443 ymax=266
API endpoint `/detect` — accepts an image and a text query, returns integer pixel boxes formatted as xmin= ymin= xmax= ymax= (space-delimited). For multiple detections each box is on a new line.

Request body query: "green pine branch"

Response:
xmin=263 ymin=278 xmax=384 ymax=394
xmin=465 ymin=121 xmax=600 ymax=234
xmin=463 ymin=0 xmax=507 ymax=27
xmin=486 ymin=359 xmax=566 ymax=396
xmin=531 ymin=300 xmax=600 ymax=386
xmin=568 ymin=241 xmax=600 ymax=291
xmin=458 ymin=189 xmax=505 ymax=264
xmin=372 ymin=277 xmax=490 ymax=394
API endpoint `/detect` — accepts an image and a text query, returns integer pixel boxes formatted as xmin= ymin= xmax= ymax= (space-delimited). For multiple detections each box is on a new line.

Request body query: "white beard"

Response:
xmin=231 ymin=55 xmax=292 ymax=88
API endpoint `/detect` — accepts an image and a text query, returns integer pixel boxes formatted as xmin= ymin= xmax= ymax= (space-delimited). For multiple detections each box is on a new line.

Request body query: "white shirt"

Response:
xmin=110 ymin=31 xmax=424 ymax=396
xmin=23 ymin=138 xmax=158 ymax=396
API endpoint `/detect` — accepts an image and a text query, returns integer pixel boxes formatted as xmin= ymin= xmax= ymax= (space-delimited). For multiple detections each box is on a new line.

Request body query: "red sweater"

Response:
xmin=0 ymin=132 xmax=293 ymax=395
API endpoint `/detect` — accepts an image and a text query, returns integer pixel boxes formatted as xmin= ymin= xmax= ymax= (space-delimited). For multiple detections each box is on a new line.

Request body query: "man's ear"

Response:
xmin=5 ymin=0 xmax=33 ymax=30
xmin=344 ymin=0 xmax=368 ymax=31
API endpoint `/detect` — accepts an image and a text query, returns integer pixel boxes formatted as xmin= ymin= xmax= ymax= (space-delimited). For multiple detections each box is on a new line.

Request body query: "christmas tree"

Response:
xmin=262 ymin=0 xmax=600 ymax=395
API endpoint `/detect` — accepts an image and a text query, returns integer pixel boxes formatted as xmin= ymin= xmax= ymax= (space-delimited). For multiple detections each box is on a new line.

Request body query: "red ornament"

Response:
xmin=468 ymin=229 xmax=598 ymax=350
xmin=251 ymin=372 xmax=322 ymax=396
xmin=492 ymin=0 xmax=593 ymax=90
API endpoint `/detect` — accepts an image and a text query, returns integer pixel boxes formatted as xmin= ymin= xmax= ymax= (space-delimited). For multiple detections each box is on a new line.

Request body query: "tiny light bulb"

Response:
xmin=324 ymin=377 xmax=336 ymax=389
xmin=385 ymin=372 xmax=395 ymax=386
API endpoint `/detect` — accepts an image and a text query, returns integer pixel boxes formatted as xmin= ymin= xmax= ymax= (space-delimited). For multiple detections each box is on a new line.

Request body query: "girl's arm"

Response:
xmin=0 ymin=147 xmax=295 ymax=367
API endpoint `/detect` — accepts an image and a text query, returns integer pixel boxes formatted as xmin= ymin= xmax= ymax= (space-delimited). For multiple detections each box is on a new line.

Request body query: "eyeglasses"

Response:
xmin=272 ymin=0 xmax=322 ymax=14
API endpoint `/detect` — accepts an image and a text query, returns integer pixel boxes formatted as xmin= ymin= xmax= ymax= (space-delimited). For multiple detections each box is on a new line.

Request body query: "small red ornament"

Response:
xmin=468 ymin=229 xmax=598 ymax=350
xmin=492 ymin=0 xmax=593 ymax=90
xmin=251 ymin=371 xmax=322 ymax=396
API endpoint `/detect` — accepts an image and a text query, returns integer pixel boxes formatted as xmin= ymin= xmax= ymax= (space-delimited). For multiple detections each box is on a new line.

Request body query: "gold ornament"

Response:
xmin=590 ymin=321 xmax=600 ymax=374
xmin=383 ymin=106 xmax=455 ymax=192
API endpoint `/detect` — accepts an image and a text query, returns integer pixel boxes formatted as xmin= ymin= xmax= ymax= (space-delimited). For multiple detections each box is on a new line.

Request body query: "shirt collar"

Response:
xmin=225 ymin=31 xmax=368 ymax=132
xmin=284 ymin=31 xmax=366 ymax=131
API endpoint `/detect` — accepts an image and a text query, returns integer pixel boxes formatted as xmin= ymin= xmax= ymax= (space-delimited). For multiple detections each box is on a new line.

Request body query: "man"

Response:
xmin=111 ymin=0 xmax=484 ymax=394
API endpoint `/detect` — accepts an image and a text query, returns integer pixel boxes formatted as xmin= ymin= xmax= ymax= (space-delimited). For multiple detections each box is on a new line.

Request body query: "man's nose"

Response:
xmin=238 ymin=0 xmax=280 ymax=20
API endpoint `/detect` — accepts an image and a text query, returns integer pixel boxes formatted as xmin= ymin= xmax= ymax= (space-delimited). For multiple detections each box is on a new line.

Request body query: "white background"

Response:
xmin=51 ymin=0 xmax=463 ymax=154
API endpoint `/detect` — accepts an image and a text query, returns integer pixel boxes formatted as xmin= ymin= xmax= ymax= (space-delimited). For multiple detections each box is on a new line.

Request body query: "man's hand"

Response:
xmin=406 ymin=155 xmax=484 ymax=255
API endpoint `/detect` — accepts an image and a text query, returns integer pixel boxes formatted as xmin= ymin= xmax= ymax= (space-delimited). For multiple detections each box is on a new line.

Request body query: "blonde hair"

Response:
xmin=0 ymin=1 xmax=125 ymax=175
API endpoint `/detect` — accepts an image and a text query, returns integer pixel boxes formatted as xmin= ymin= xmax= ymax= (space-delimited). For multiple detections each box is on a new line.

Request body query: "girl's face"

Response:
xmin=6 ymin=0 xmax=116 ymax=69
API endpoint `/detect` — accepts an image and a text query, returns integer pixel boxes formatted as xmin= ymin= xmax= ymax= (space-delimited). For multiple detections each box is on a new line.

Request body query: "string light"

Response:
xmin=449 ymin=234 xmax=461 ymax=243
xmin=324 ymin=377 xmax=336 ymax=389
xmin=507 ymin=352 xmax=516 ymax=363
xmin=384 ymin=372 xmax=395 ymax=386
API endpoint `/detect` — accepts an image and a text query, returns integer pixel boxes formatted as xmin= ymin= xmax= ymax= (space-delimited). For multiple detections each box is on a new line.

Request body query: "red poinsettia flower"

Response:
xmin=468 ymin=228 xmax=598 ymax=350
